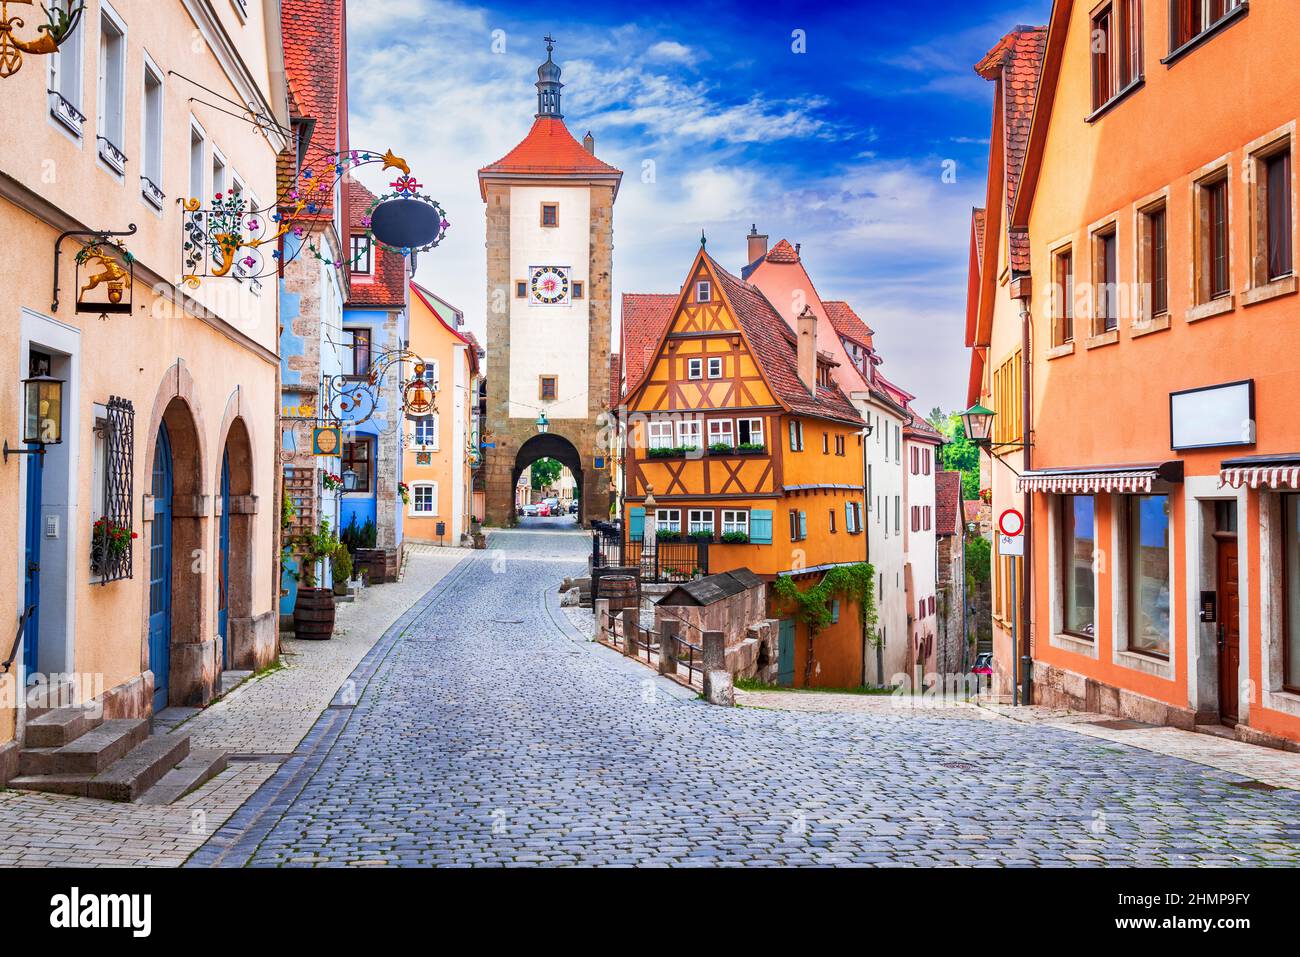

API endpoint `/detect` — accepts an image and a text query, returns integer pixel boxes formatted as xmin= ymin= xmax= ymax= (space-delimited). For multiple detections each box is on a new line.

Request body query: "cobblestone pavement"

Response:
xmin=195 ymin=529 xmax=1300 ymax=867
xmin=0 ymin=545 xmax=465 ymax=867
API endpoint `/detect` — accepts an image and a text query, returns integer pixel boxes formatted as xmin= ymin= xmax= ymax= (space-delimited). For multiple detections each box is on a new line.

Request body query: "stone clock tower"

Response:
xmin=478 ymin=39 xmax=622 ymax=526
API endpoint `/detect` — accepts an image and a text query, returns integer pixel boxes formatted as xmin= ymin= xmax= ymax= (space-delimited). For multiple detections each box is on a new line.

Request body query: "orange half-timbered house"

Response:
xmin=620 ymin=246 xmax=871 ymax=687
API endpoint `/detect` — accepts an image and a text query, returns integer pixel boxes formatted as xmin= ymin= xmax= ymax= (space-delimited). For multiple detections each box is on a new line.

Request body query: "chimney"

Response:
xmin=747 ymin=224 xmax=768 ymax=264
xmin=796 ymin=306 xmax=817 ymax=392
xmin=583 ymin=131 xmax=595 ymax=154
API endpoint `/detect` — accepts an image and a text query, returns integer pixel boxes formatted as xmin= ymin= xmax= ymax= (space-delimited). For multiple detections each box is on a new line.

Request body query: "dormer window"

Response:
xmin=696 ymin=280 xmax=712 ymax=303
xmin=351 ymin=235 xmax=372 ymax=274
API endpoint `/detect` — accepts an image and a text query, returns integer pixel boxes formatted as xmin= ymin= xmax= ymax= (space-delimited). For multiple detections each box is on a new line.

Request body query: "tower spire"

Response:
xmin=535 ymin=36 xmax=564 ymax=119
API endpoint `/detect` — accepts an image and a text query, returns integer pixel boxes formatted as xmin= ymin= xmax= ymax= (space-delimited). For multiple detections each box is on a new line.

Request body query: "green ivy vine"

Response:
xmin=773 ymin=562 xmax=878 ymax=686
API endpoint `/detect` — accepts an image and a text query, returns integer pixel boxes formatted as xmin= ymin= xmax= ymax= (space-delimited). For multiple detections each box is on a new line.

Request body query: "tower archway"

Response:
xmin=512 ymin=433 xmax=584 ymax=525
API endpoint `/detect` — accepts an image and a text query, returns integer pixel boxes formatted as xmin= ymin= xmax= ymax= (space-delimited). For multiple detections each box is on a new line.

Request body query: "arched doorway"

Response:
xmin=148 ymin=396 xmax=209 ymax=707
xmin=217 ymin=416 xmax=256 ymax=669
xmin=512 ymin=433 xmax=584 ymax=526
xmin=148 ymin=424 xmax=173 ymax=713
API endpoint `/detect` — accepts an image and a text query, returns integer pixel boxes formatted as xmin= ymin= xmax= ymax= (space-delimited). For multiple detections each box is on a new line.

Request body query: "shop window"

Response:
xmin=1127 ymin=494 xmax=1171 ymax=657
xmin=342 ymin=439 xmax=371 ymax=493
xmin=1061 ymin=495 xmax=1096 ymax=638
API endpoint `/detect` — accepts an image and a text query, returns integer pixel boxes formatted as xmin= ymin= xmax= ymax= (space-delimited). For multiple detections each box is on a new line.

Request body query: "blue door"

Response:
xmin=22 ymin=446 xmax=43 ymax=677
xmin=218 ymin=450 xmax=230 ymax=668
xmin=148 ymin=424 xmax=173 ymax=712
xmin=777 ymin=619 xmax=796 ymax=687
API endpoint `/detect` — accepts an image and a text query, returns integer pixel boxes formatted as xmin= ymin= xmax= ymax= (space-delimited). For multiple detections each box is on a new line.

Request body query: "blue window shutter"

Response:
xmin=629 ymin=507 xmax=645 ymax=542
xmin=845 ymin=501 xmax=853 ymax=532
xmin=798 ymin=511 xmax=807 ymax=540
xmin=750 ymin=509 xmax=773 ymax=544
xmin=831 ymin=599 xmax=840 ymax=624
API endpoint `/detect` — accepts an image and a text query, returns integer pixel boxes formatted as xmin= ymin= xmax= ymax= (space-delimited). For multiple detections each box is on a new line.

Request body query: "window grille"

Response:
xmin=94 ymin=396 xmax=135 ymax=583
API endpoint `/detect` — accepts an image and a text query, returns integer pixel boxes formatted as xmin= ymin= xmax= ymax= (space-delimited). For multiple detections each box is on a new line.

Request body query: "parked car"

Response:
xmin=538 ymin=503 xmax=551 ymax=517
xmin=568 ymin=500 xmax=579 ymax=514
xmin=521 ymin=503 xmax=540 ymax=517
xmin=971 ymin=652 xmax=994 ymax=675
xmin=543 ymin=497 xmax=561 ymax=513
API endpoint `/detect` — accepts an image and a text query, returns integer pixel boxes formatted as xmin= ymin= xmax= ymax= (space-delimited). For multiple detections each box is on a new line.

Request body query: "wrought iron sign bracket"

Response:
xmin=52 ymin=223 xmax=138 ymax=313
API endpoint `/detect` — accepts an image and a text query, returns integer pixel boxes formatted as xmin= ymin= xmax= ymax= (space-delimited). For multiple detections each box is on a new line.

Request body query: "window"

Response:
xmin=687 ymin=509 xmax=714 ymax=536
xmin=829 ymin=509 xmax=837 ymax=533
xmin=789 ymin=510 xmax=807 ymax=542
xmin=831 ymin=600 xmax=841 ymax=625
xmin=1198 ymin=173 xmax=1231 ymax=301
xmin=923 ymin=448 xmax=931 ymax=474
xmin=1061 ymin=496 xmax=1096 ymax=638
xmin=895 ymin=425 xmax=901 ymax=463
xmin=414 ymin=414 xmax=438 ymax=449
xmin=895 ymin=495 xmax=901 ymax=531
xmin=1053 ymin=247 xmax=1075 ymax=343
xmin=1140 ymin=201 xmax=1168 ymax=320
xmin=924 ymin=506 xmax=932 ymax=530
xmin=515 ymin=281 xmax=527 ymax=298
xmin=1284 ymin=496 xmax=1300 ymax=691
xmin=541 ymin=202 xmax=559 ymax=227
xmin=1127 ymin=494 xmax=1171 ymax=657
xmin=412 ymin=483 xmax=437 ymax=514
xmin=722 ymin=510 xmax=749 ymax=537
xmin=48 ymin=0 xmax=85 ymax=134
xmin=789 ymin=421 xmax=804 ymax=451
xmin=687 ymin=357 xmax=703 ymax=380
xmin=1258 ymin=145 xmax=1294 ymax=284
xmin=573 ymin=281 xmax=585 ymax=299
xmin=141 ymin=62 xmax=163 ymax=207
xmin=351 ymin=235 xmax=372 ymax=274
xmin=212 ymin=149 xmax=227 ymax=199
xmin=707 ymin=356 xmax=723 ymax=379
xmin=707 ymin=419 xmax=734 ymax=448
xmin=342 ymin=440 xmax=371 ymax=493
xmin=738 ymin=418 xmax=764 ymax=448
xmin=1093 ymin=225 xmax=1119 ymax=333
xmin=846 ymin=501 xmax=863 ymax=534
xmin=992 ymin=352 xmax=1023 ymax=446
xmin=1171 ymin=0 xmax=1245 ymax=51
xmin=1091 ymin=0 xmax=1143 ymax=112
xmin=539 ymin=375 xmax=558 ymax=401
xmin=655 ymin=509 xmax=682 ymax=533
xmin=346 ymin=328 xmax=371 ymax=378
xmin=96 ymin=7 xmax=127 ymax=170
xmin=835 ymin=435 xmax=846 ymax=456
xmin=696 ymin=280 xmax=712 ymax=303
xmin=189 ymin=123 xmax=205 ymax=201
xmin=676 ymin=419 xmax=702 ymax=449
xmin=822 ymin=432 xmax=829 ymax=454
xmin=647 ymin=420 xmax=675 ymax=451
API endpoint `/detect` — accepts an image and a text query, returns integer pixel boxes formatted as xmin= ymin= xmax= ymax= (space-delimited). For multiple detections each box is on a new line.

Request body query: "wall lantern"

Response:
xmin=5 ymin=373 xmax=65 ymax=461
xmin=959 ymin=402 xmax=995 ymax=447
xmin=341 ymin=468 xmax=359 ymax=492
xmin=536 ymin=411 xmax=550 ymax=434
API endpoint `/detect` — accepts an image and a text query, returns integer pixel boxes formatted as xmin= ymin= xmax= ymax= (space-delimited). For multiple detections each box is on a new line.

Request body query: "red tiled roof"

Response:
xmin=972 ymin=208 xmax=987 ymax=271
xmin=935 ymin=471 xmax=962 ymax=536
xmin=976 ymin=25 xmax=1046 ymax=274
xmin=905 ymin=416 xmax=944 ymax=442
xmin=823 ymin=300 xmax=874 ymax=348
xmin=765 ymin=239 xmax=800 ymax=263
xmin=620 ymin=293 xmax=677 ymax=390
xmin=873 ymin=371 xmax=915 ymax=409
xmin=479 ymin=117 xmax=621 ymax=187
xmin=344 ymin=179 xmax=406 ymax=307
xmin=707 ymin=255 xmax=861 ymax=426
xmin=964 ymin=500 xmax=984 ymax=524
xmin=609 ymin=353 xmax=622 ymax=409
xmin=462 ymin=329 xmax=483 ymax=376
xmin=280 ymin=0 xmax=348 ymax=221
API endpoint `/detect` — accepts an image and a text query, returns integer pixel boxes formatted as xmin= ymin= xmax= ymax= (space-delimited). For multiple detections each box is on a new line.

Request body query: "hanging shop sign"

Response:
xmin=51 ymin=225 xmax=138 ymax=320
xmin=312 ymin=425 xmax=342 ymax=457
xmin=0 ymin=0 xmax=83 ymax=79
xmin=326 ymin=349 xmax=438 ymax=429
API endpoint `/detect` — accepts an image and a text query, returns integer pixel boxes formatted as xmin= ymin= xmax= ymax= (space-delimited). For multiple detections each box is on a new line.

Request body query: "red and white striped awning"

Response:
xmin=1018 ymin=470 xmax=1159 ymax=494
xmin=1219 ymin=463 xmax=1300 ymax=489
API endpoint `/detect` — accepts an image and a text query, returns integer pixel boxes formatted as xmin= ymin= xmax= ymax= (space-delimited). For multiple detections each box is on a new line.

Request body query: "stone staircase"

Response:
xmin=7 ymin=708 xmax=226 ymax=804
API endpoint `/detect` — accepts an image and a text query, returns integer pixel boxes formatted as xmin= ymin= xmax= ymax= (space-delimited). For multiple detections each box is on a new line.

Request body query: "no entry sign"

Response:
xmin=999 ymin=507 xmax=1024 ymax=556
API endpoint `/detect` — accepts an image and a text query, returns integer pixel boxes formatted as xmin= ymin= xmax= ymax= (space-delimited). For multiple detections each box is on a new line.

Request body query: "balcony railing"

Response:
xmin=97 ymin=136 xmax=128 ymax=175
xmin=140 ymin=175 xmax=165 ymax=209
xmin=591 ymin=533 xmax=708 ymax=584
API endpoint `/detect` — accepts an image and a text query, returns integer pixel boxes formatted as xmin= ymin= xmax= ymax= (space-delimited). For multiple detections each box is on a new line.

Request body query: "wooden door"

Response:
xmin=777 ymin=619 xmax=796 ymax=687
xmin=1217 ymin=538 xmax=1240 ymax=725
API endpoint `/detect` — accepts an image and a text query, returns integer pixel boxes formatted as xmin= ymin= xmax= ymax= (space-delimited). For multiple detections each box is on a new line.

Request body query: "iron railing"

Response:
xmin=1 ymin=606 xmax=35 ymax=674
xmin=591 ymin=534 xmax=708 ymax=584
xmin=598 ymin=606 xmax=703 ymax=687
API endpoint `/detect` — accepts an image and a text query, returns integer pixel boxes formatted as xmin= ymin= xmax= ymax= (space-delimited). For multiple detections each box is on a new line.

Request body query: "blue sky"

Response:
xmin=347 ymin=0 xmax=1053 ymax=413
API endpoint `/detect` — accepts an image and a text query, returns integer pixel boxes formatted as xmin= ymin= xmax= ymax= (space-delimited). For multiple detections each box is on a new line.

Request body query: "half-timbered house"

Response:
xmin=620 ymin=246 xmax=871 ymax=687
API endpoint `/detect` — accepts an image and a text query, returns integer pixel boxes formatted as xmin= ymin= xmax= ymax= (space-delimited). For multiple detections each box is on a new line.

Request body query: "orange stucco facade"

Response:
xmin=999 ymin=0 xmax=1300 ymax=743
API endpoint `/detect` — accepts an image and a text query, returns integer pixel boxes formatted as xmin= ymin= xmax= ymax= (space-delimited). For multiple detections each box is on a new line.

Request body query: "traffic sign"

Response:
xmin=999 ymin=533 xmax=1024 ymax=557
xmin=998 ymin=507 xmax=1024 ymax=538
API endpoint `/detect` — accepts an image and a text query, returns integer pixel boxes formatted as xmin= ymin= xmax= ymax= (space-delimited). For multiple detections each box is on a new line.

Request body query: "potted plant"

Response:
xmin=90 ymin=517 xmax=137 ymax=577
xmin=688 ymin=529 xmax=714 ymax=543
xmin=737 ymin=442 xmax=765 ymax=454
xmin=720 ymin=531 xmax=750 ymax=544
xmin=331 ymin=542 xmax=353 ymax=597
xmin=979 ymin=487 xmax=993 ymax=504
xmin=708 ymin=442 xmax=735 ymax=455
xmin=657 ymin=530 xmax=682 ymax=542
xmin=398 ymin=481 xmax=411 ymax=506
xmin=322 ymin=472 xmax=343 ymax=492
xmin=293 ymin=519 xmax=340 ymax=639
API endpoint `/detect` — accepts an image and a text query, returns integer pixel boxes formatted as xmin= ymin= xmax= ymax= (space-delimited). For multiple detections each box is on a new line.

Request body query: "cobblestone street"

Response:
xmin=192 ymin=529 xmax=1300 ymax=867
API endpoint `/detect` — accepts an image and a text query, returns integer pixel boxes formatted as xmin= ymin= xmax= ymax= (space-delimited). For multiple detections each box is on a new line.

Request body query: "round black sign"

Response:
xmin=369 ymin=197 xmax=443 ymax=252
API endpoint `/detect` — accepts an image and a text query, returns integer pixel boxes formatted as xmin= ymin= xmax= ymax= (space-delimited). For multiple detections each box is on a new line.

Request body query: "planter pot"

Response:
xmin=293 ymin=587 xmax=336 ymax=640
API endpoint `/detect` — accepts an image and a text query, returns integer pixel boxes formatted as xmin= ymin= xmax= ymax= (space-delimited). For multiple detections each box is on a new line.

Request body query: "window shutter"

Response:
xmin=798 ymin=511 xmax=807 ymax=540
xmin=629 ymin=506 xmax=645 ymax=542
xmin=750 ymin=509 xmax=773 ymax=544
xmin=845 ymin=501 xmax=853 ymax=533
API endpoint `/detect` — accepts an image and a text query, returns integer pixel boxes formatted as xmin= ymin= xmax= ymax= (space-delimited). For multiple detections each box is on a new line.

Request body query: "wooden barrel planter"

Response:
xmin=293 ymin=587 xmax=336 ymax=640
xmin=598 ymin=574 xmax=640 ymax=615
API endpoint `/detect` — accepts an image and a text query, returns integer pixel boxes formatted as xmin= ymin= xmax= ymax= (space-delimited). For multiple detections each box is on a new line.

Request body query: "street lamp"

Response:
xmin=536 ymin=411 xmax=550 ymax=434
xmin=4 ymin=374 xmax=65 ymax=461
xmin=958 ymin=402 xmax=995 ymax=447
xmin=342 ymin=468 xmax=359 ymax=492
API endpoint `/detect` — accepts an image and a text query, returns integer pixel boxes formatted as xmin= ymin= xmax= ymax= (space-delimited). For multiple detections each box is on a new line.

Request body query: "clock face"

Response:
xmin=529 ymin=265 xmax=570 ymax=305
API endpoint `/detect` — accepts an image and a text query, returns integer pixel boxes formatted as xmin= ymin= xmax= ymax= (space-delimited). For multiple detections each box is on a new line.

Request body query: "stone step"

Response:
xmin=219 ymin=670 xmax=253 ymax=697
xmin=19 ymin=718 xmax=148 ymax=776
xmin=86 ymin=734 xmax=191 ymax=802
xmin=24 ymin=678 xmax=78 ymax=719
xmin=136 ymin=749 xmax=228 ymax=805
xmin=5 ymin=771 xmax=96 ymax=797
xmin=23 ymin=706 xmax=104 ymax=748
